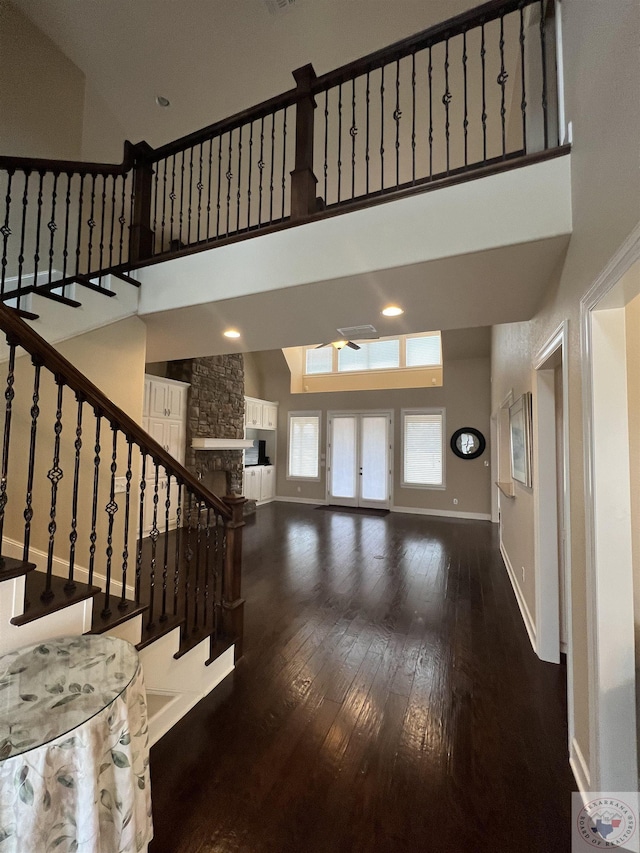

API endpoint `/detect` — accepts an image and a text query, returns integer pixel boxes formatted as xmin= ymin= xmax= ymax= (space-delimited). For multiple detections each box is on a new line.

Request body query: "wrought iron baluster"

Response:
xmin=411 ymin=52 xmax=416 ymax=183
xmin=86 ymin=173 xmax=97 ymax=275
xmin=269 ymin=113 xmax=276 ymax=222
xmin=394 ymin=59 xmax=402 ymax=187
xmin=0 ymin=170 xmax=13 ymax=297
xmin=43 ymin=378 xmax=65 ymax=602
xmin=481 ymin=22 xmax=488 ymax=162
xmin=520 ymin=7 xmax=528 ymax=152
xmin=428 ymin=46 xmax=434 ymax=178
xmin=323 ymin=89 xmax=329 ymax=204
xmin=540 ymin=0 xmax=549 ymax=148
xmin=179 ymin=150 xmax=185 ymax=245
xmin=102 ymin=426 xmax=119 ymax=617
xmin=135 ymin=452 xmax=147 ymax=605
xmin=247 ymin=122 xmax=253 ymax=229
xmin=32 ymin=171 xmax=45 ymax=288
xmin=206 ymin=138 xmax=213 ymax=240
xmin=173 ymin=482 xmax=182 ymax=616
xmin=212 ymin=510 xmax=220 ymax=638
xmin=258 ymin=117 xmax=265 ymax=226
xmin=0 ymin=338 xmax=17 ymax=552
xmin=62 ymin=173 xmax=72 ymax=281
xmin=226 ymin=130 xmax=233 ymax=235
xmin=147 ymin=462 xmax=161 ymax=628
xmin=281 ymin=109 xmax=287 ymax=220
xmin=75 ymin=174 xmax=85 ymax=277
xmin=351 ymin=78 xmax=357 ymax=200
xmin=160 ymin=158 xmax=168 ymax=253
xmin=108 ymin=174 xmax=116 ymax=269
xmin=216 ymin=135 xmax=223 ymax=237
xmin=169 ymin=155 xmax=176 ymax=247
xmin=97 ymin=175 xmax=107 ymax=272
xmin=17 ymin=170 xmax=30 ymax=300
xmin=152 ymin=155 xmax=159 ymax=253
xmin=443 ymin=38 xmax=451 ymax=174
xmin=337 ymin=83 xmax=343 ymax=202
xmin=498 ymin=14 xmax=508 ymax=158
xmin=380 ymin=65 xmax=385 ymax=189
xmin=365 ymin=72 xmax=370 ymax=195
xmin=197 ymin=142 xmax=204 ymax=243
xmin=67 ymin=394 xmax=83 ymax=590
xmin=187 ymin=147 xmax=194 ymax=245
xmin=184 ymin=492 xmax=194 ymax=634
xmin=237 ymin=125 xmax=243 ymax=231
xmin=88 ymin=414 xmax=101 ymax=585
xmin=118 ymin=173 xmax=127 ymax=265
xmin=194 ymin=499 xmax=202 ymax=631
xmin=46 ymin=173 xmax=58 ymax=287
xmin=119 ymin=439 xmax=133 ymax=611
xmin=161 ymin=471 xmax=171 ymax=620
xmin=23 ymin=356 xmax=42 ymax=563
xmin=463 ymin=31 xmax=469 ymax=166
xmin=205 ymin=507 xmax=212 ymax=630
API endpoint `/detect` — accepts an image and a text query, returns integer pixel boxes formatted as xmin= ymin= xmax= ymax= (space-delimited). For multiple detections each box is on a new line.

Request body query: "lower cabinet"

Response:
xmin=243 ymin=465 xmax=275 ymax=503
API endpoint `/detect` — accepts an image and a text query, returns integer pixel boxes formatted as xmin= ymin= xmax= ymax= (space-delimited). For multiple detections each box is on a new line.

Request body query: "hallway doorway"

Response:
xmin=327 ymin=411 xmax=392 ymax=509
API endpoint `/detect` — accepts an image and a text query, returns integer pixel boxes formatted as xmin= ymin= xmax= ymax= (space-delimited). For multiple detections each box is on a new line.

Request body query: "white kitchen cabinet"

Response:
xmin=147 ymin=376 xmax=187 ymax=421
xmin=259 ymin=465 xmax=275 ymax=501
xmin=243 ymin=466 xmax=262 ymax=501
xmin=244 ymin=396 xmax=278 ymax=430
xmin=262 ymin=404 xmax=278 ymax=430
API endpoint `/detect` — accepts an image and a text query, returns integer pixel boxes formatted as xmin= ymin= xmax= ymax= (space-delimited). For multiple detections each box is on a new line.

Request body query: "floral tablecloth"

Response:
xmin=0 ymin=635 xmax=153 ymax=853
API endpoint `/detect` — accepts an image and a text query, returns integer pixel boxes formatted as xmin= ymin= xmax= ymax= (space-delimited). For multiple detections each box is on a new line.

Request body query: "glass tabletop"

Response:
xmin=0 ymin=635 xmax=139 ymax=760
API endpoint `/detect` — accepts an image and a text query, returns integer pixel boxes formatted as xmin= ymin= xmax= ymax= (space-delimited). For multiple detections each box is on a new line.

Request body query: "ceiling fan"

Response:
xmin=315 ymin=339 xmax=361 ymax=351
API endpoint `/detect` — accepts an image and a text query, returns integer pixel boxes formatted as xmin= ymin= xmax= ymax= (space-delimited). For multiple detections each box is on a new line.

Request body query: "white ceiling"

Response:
xmin=13 ymin=0 xmax=478 ymax=149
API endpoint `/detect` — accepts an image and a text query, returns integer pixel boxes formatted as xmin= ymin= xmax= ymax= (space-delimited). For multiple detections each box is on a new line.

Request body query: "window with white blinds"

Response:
xmin=303 ymin=332 xmax=442 ymax=376
xmin=405 ymin=333 xmax=441 ymax=367
xmin=305 ymin=347 xmax=333 ymax=375
xmin=287 ymin=412 xmax=321 ymax=479
xmin=338 ymin=339 xmax=400 ymax=372
xmin=402 ymin=409 xmax=445 ymax=488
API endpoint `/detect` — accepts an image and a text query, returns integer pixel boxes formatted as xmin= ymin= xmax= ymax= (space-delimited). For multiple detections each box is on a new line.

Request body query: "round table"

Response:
xmin=0 ymin=635 xmax=153 ymax=853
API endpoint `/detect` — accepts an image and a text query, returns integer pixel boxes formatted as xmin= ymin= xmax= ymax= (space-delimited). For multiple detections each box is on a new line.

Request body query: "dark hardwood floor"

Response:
xmin=149 ymin=503 xmax=575 ymax=853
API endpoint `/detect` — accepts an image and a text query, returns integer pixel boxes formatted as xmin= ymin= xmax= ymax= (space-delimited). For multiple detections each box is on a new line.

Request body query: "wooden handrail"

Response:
xmin=312 ymin=0 xmax=537 ymax=91
xmin=0 ymin=141 xmax=136 ymax=177
xmin=0 ymin=302 xmax=232 ymax=519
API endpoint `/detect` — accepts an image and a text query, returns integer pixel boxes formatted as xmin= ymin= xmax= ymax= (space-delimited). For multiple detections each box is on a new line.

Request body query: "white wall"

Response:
xmin=491 ymin=0 xmax=640 ymax=786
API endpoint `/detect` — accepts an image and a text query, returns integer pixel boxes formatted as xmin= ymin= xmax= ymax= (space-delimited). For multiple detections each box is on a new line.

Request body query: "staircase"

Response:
xmin=0 ymin=301 xmax=245 ymax=744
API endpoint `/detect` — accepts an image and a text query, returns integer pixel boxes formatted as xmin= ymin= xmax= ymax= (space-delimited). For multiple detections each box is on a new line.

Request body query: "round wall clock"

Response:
xmin=450 ymin=427 xmax=486 ymax=460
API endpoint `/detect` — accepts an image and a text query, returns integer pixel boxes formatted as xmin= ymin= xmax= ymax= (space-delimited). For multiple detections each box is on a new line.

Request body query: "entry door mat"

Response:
xmin=315 ymin=505 xmax=390 ymax=517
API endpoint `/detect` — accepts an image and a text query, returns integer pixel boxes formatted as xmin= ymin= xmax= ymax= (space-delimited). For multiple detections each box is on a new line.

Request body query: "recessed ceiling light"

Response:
xmin=223 ymin=329 xmax=241 ymax=339
xmin=382 ymin=305 xmax=404 ymax=317
xmin=155 ymin=95 xmax=171 ymax=108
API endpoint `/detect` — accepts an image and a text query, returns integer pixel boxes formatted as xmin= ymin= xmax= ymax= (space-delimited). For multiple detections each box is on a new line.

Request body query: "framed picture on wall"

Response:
xmin=509 ymin=392 xmax=532 ymax=487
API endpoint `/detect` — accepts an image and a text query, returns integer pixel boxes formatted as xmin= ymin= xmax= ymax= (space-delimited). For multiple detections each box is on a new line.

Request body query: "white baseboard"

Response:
xmin=3 ymin=536 xmax=135 ymax=599
xmin=274 ymin=496 xmax=328 ymax=506
xmin=500 ymin=540 xmax=537 ymax=653
xmin=570 ymin=736 xmax=591 ymax=794
xmin=391 ymin=505 xmax=492 ymax=521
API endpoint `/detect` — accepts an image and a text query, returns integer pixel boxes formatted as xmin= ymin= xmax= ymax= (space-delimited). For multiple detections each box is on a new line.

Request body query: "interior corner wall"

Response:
xmin=0 ymin=1 xmax=85 ymax=159
xmin=81 ymin=86 xmax=128 ymax=165
xmin=243 ymin=351 xmax=264 ymax=399
xmin=490 ymin=0 xmax=640 ymax=784
xmin=256 ymin=349 xmax=491 ymax=517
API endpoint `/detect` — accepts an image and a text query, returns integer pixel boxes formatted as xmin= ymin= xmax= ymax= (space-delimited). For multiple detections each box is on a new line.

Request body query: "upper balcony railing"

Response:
xmin=0 ymin=0 xmax=565 ymax=311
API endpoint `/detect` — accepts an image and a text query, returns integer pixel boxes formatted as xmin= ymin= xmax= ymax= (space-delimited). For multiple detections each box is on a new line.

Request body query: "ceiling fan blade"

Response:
xmin=346 ymin=341 xmax=361 ymax=350
xmin=315 ymin=343 xmax=330 ymax=349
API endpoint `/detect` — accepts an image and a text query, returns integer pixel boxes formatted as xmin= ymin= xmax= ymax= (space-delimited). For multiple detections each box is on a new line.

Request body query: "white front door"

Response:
xmin=327 ymin=412 xmax=391 ymax=509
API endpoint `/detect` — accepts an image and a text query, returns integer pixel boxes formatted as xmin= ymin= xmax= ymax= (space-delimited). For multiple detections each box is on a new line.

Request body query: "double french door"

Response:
xmin=327 ymin=412 xmax=392 ymax=509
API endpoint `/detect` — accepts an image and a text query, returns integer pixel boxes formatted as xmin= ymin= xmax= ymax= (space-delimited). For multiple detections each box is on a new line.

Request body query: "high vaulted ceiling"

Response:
xmin=12 ymin=0 xmax=477 ymax=149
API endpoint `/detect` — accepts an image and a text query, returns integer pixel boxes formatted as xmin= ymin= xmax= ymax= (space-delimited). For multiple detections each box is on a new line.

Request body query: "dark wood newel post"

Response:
xmin=290 ymin=63 xmax=318 ymax=219
xmin=222 ymin=494 xmax=246 ymax=661
xmin=129 ymin=141 xmax=155 ymax=263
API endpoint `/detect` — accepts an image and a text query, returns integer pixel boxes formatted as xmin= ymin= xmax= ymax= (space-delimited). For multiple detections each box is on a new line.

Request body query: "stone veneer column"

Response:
xmin=167 ymin=354 xmax=245 ymax=494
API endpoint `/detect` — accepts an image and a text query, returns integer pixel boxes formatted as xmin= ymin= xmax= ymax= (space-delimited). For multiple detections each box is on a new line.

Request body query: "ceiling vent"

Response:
xmin=264 ymin=0 xmax=298 ymax=15
xmin=336 ymin=324 xmax=379 ymax=340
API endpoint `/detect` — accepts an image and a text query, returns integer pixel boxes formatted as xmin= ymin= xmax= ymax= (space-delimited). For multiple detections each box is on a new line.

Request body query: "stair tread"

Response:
xmin=136 ymin=613 xmax=185 ymax=651
xmin=174 ymin=623 xmax=218 ymax=660
xmin=0 ymin=556 xmax=37 ymax=583
xmin=10 ymin=571 xmax=101 ymax=627
xmin=88 ymin=593 xmax=148 ymax=635
xmin=205 ymin=635 xmax=235 ymax=666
